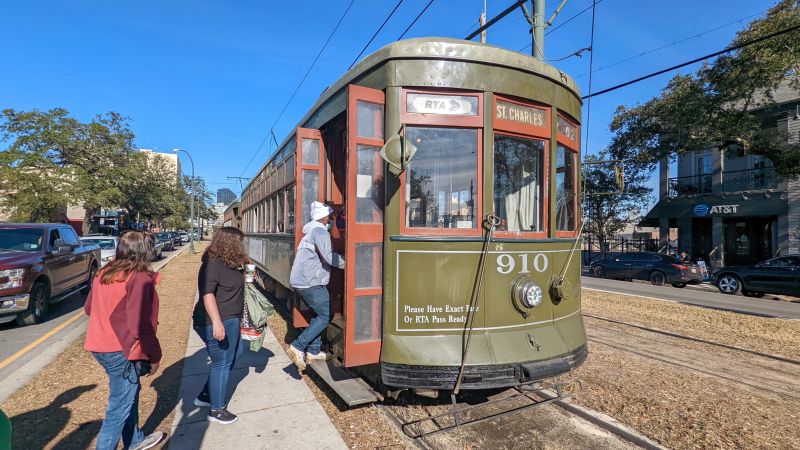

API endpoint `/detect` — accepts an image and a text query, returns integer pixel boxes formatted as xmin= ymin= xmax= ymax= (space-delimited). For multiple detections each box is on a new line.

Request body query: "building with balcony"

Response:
xmin=644 ymin=83 xmax=800 ymax=267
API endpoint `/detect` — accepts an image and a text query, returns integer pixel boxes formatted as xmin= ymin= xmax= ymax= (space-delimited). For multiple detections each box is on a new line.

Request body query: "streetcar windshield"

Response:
xmin=493 ymin=134 xmax=545 ymax=233
xmin=405 ymin=127 xmax=478 ymax=229
xmin=556 ymin=145 xmax=577 ymax=231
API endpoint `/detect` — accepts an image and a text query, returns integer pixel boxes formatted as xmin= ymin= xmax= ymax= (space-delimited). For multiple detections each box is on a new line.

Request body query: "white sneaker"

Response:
xmin=306 ymin=351 xmax=328 ymax=362
xmin=287 ymin=345 xmax=307 ymax=371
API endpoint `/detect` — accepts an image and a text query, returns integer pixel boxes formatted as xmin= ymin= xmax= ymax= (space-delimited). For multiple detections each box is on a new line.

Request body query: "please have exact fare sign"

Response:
xmin=496 ymin=101 xmax=546 ymax=127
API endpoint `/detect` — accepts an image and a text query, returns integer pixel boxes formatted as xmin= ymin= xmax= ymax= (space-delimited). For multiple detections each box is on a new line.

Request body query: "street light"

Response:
xmin=173 ymin=148 xmax=196 ymax=255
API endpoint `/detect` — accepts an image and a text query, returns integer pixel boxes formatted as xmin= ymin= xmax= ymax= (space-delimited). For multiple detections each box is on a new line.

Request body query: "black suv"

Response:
xmin=590 ymin=251 xmax=704 ymax=288
xmin=156 ymin=232 xmax=175 ymax=251
xmin=714 ymin=255 xmax=800 ymax=297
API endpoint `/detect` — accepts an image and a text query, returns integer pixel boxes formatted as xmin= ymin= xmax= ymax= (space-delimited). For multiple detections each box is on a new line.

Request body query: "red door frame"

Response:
xmin=344 ymin=84 xmax=385 ymax=367
xmin=293 ymin=127 xmax=326 ymax=328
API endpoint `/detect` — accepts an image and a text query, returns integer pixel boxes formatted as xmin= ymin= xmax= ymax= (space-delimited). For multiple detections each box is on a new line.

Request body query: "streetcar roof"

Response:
xmin=244 ymin=37 xmax=582 ymax=193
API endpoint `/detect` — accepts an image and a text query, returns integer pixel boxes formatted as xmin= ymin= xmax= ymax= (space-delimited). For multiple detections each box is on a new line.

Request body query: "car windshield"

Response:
xmin=0 ymin=228 xmax=44 ymax=252
xmin=81 ymin=238 xmax=116 ymax=250
xmin=157 ymin=233 xmax=170 ymax=240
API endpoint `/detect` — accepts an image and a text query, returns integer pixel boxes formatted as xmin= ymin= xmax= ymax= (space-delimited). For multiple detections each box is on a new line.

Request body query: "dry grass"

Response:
xmin=1 ymin=243 xmax=207 ymax=449
xmin=574 ymin=290 xmax=800 ymax=450
xmin=583 ymin=290 xmax=800 ymax=360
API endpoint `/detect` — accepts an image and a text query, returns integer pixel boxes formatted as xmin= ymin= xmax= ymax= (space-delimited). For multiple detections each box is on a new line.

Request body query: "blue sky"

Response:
xmin=0 ymin=0 xmax=774 ymax=199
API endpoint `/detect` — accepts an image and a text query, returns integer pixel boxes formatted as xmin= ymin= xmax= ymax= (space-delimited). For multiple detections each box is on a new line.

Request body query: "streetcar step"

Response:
xmin=307 ymin=359 xmax=382 ymax=406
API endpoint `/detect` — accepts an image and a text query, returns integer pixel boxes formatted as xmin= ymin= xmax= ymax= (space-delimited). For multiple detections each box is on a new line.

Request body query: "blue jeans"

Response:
xmin=195 ymin=317 xmax=241 ymax=409
xmin=93 ymin=351 xmax=145 ymax=450
xmin=291 ymin=286 xmax=330 ymax=355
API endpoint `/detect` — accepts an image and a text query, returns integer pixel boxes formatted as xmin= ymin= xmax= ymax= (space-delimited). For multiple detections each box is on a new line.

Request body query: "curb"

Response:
xmin=0 ymin=245 xmax=189 ymax=404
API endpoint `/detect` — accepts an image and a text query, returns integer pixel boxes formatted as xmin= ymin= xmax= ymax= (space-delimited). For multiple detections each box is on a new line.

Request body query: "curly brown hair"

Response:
xmin=99 ymin=231 xmax=154 ymax=284
xmin=205 ymin=227 xmax=249 ymax=269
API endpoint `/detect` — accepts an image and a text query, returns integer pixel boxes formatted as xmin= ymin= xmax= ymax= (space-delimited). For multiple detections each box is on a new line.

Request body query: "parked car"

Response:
xmin=177 ymin=232 xmax=189 ymax=243
xmin=79 ymin=235 xmax=119 ymax=267
xmin=169 ymin=232 xmax=182 ymax=246
xmin=713 ymin=255 xmax=800 ymax=297
xmin=589 ymin=251 xmax=703 ymax=288
xmin=0 ymin=224 xmax=101 ymax=325
xmin=153 ymin=239 xmax=164 ymax=260
xmin=156 ymin=232 xmax=174 ymax=251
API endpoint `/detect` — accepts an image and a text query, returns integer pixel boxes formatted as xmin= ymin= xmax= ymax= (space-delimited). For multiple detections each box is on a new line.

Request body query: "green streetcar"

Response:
xmin=241 ymin=37 xmax=587 ymax=401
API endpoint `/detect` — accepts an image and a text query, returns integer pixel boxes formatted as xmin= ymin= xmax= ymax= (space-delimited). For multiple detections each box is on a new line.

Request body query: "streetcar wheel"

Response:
xmin=649 ymin=271 xmax=665 ymax=286
xmin=592 ymin=265 xmax=606 ymax=278
xmin=716 ymin=275 xmax=742 ymax=295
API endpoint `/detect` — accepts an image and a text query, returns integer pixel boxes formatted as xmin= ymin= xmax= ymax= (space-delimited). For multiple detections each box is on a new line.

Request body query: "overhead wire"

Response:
xmin=575 ymin=7 xmax=772 ymax=78
xmin=398 ymin=0 xmax=436 ymax=40
xmin=583 ymin=22 xmax=800 ymax=100
xmin=239 ymin=0 xmax=356 ymax=179
xmin=348 ymin=0 xmax=405 ymax=70
xmin=519 ymin=0 xmax=603 ymax=52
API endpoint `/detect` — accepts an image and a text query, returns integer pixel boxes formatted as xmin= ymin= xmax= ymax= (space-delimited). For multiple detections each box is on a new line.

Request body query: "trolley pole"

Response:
xmin=532 ymin=0 xmax=545 ymax=60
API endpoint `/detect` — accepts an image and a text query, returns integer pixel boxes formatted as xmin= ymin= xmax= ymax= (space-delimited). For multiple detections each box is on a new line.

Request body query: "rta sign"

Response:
xmin=693 ymin=203 xmax=739 ymax=217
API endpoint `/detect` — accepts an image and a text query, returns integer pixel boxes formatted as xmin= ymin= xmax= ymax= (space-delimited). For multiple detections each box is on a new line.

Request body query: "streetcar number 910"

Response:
xmin=496 ymin=253 xmax=549 ymax=275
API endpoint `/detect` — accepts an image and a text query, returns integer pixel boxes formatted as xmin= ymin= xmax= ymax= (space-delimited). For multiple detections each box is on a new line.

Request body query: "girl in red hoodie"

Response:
xmin=84 ymin=231 xmax=166 ymax=450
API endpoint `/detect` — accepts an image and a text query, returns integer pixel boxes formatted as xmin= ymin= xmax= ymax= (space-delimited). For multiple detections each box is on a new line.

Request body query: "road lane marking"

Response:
xmin=0 ymin=310 xmax=85 ymax=371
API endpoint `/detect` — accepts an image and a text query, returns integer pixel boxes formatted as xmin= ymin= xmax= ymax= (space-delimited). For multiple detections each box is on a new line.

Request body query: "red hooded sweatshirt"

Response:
xmin=84 ymin=271 xmax=162 ymax=363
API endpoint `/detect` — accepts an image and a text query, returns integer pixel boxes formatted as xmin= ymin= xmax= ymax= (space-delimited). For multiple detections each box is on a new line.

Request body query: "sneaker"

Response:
xmin=193 ymin=391 xmax=210 ymax=407
xmin=287 ymin=345 xmax=307 ymax=371
xmin=305 ymin=351 xmax=328 ymax=362
xmin=130 ymin=431 xmax=167 ymax=450
xmin=208 ymin=408 xmax=238 ymax=425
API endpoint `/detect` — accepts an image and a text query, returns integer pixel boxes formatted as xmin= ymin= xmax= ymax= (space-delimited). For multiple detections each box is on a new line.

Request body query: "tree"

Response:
xmin=608 ymin=0 xmax=800 ymax=176
xmin=582 ymin=152 xmax=652 ymax=251
xmin=0 ymin=108 xmax=137 ymax=230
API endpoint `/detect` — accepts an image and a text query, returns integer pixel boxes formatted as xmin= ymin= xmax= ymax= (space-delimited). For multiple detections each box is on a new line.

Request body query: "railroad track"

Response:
xmin=379 ymin=384 xmax=665 ymax=450
xmin=584 ymin=314 xmax=800 ymax=401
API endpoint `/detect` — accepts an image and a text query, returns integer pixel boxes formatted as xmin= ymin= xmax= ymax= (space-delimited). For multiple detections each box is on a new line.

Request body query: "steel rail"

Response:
xmin=584 ymin=313 xmax=800 ymax=365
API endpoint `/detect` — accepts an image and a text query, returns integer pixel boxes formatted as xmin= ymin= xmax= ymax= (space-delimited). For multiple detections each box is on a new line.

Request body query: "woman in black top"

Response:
xmin=192 ymin=227 xmax=249 ymax=425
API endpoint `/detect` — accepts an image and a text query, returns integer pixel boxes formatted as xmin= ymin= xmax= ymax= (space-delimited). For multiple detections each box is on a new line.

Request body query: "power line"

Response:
xmin=519 ymin=0 xmax=603 ymax=52
xmin=583 ymin=22 xmax=800 ymax=100
xmin=465 ymin=0 xmax=528 ymax=40
xmin=239 ymin=0 xmax=356 ymax=179
xmin=348 ymin=0 xmax=405 ymax=70
xmin=575 ymin=8 xmax=771 ymax=78
xmin=398 ymin=0 xmax=436 ymax=40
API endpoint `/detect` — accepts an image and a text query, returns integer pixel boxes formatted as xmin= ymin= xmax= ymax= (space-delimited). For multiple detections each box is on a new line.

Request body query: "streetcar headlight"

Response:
xmin=512 ymin=277 xmax=543 ymax=309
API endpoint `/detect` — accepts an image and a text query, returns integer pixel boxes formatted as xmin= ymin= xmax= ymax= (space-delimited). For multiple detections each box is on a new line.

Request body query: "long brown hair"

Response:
xmin=205 ymin=227 xmax=249 ymax=269
xmin=99 ymin=231 xmax=155 ymax=284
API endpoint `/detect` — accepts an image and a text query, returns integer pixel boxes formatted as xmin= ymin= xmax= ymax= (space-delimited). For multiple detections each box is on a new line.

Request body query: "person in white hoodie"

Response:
xmin=287 ymin=201 xmax=345 ymax=370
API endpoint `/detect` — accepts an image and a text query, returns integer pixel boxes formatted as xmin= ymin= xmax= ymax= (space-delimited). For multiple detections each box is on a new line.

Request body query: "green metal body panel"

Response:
xmin=241 ymin=38 xmax=586 ymax=377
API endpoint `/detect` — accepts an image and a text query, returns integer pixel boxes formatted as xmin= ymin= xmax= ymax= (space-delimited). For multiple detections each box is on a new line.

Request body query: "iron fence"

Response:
xmin=722 ymin=167 xmax=778 ymax=192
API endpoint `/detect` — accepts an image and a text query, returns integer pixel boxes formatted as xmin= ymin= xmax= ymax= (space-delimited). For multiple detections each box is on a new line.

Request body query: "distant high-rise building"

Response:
xmin=217 ymin=188 xmax=236 ymax=206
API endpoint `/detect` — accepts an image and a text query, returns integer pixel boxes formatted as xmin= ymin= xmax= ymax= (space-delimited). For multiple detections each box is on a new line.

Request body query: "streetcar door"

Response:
xmin=293 ymin=127 xmax=326 ymax=328
xmin=343 ymin=85 xmax=385 ymax=367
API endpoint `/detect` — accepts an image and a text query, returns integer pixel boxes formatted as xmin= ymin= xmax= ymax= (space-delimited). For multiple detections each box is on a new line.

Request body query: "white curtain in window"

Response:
xmin=505 ymin=161 xmax=539 ymax=232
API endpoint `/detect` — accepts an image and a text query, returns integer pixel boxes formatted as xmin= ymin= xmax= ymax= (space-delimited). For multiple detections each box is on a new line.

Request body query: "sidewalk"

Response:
xmin=167 ymin=320 xmax=348 ymax=450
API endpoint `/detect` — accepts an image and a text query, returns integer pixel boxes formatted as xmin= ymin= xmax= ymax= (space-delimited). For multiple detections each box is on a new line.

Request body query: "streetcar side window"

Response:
xmin=556 ymin=145 xmax=577 ymax=232
xmin=493 ymin=134 xmax=545 ymax=233
xmin=404 ymin=127 xmax=479 ymax=229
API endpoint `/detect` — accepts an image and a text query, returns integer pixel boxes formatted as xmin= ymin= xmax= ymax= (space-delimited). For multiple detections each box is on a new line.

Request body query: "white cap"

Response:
xmin=310 ymin=201 xmax=333 ymax=221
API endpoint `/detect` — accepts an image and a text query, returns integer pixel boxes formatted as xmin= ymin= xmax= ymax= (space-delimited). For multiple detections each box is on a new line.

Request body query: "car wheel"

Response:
xmin=592 ymin=265 xmax=606 ymax=278
xmin=81 ymin=263 xmax=98 ymax=295
xmin=716 ymin=274 xmax=742 ymax=295
xmin=671 ymin=282 xmax=687 ymax=288
xmin=16 ymin=281 xmax=50 ymax=326
xmin=649 ymin=271 xmax=665 ymax=286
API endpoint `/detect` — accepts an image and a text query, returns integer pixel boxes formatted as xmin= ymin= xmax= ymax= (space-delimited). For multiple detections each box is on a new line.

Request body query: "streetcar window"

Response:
xmin=405 ymin=127 xmax=478 ymax=229
xmin=301 ymin=170 xmax=319 ymax=224
xmin=287 ymin=185 xmax=295 ymax=233
xmin=356 ymin=101 xmax=384 ymax=139
xmin=354 ymin=294 xmax=381 ymax=342
xmin=356 ymin=144 xmax=384 ymax=223
xmin=302 ymin=138 xmax=320 ymax=165
xmin=277 ymin=189 xmax=284 ymax=232
xmin=493 ymin=135 xmax=545 ymax=233
xmin=556 ymin=145 xmax=577 ymax=232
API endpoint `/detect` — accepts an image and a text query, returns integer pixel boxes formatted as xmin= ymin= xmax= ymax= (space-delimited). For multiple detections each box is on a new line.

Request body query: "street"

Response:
xmin=582 ymin=275 xmax=800 ymax=320
xmin=0 ymin=245 xmax=188 ymax=402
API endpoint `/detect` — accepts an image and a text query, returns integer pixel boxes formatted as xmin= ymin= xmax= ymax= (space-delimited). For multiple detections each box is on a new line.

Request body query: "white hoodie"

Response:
xmin=289 ymin=220 xmax=345 ymax=289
